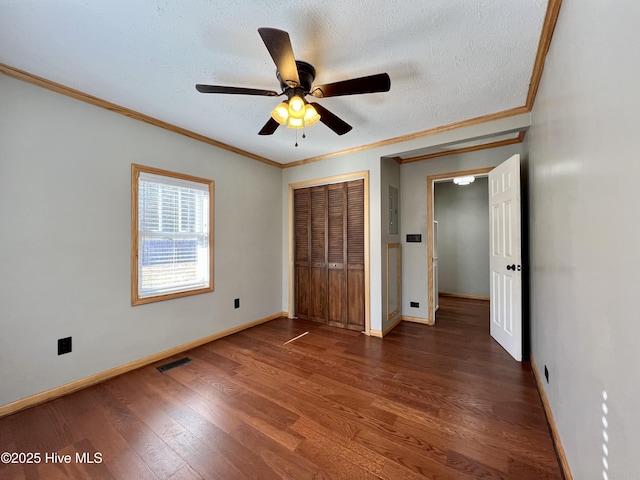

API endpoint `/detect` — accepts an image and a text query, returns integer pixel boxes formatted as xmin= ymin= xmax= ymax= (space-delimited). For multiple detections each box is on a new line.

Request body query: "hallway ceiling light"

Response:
xmin=453 ymin=176 xmax=475 ymax=185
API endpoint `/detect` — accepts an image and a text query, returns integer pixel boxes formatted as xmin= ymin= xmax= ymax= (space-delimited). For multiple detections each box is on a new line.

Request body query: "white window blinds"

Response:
xmin=137 ymin=171 xmax=211 ymax=299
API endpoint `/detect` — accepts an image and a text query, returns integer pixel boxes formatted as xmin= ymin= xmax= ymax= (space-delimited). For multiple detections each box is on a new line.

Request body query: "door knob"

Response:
xmin=507 ymin=264 xmax=515 ymax=271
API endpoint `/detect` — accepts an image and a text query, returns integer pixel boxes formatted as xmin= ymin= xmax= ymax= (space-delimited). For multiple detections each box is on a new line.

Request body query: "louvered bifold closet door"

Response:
xmin=309 ymin=186 xmax=328 ymax=323
xmin=294 ymin=179 xmax=364 ymax=329
xmin=327 ymin=183 xmax=347 ymax=328
xmin=294 ymin=189 xmax=310 ymax=320
xmin=347 ymin=179 xmax=365 ymax=330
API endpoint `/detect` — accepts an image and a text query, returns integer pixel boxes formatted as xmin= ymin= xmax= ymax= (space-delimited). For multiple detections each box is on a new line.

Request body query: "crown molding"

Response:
xmin=1 ymin=0 xmax=560 ymax=170
xmin=0 ymin=63 xmax=281 ymax=168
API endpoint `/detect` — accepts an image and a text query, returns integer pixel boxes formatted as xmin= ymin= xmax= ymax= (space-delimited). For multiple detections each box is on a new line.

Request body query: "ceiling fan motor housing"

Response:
xmin=277 ymin=60 xmax=316 ymax=94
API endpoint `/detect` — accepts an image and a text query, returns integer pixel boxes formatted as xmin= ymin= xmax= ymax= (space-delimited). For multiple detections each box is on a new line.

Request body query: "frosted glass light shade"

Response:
xmin=303 ymin=104 xmax=321 ymax=126
xmin=270 ymin=101 xmax=289 ymax=125
xmin=288 ymin=96 xmax=306 ymax=119
xmin=288 ymin=117 xmax=304 ymax=129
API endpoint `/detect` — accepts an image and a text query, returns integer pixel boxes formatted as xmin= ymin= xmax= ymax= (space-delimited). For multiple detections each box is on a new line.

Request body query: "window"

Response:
xmin=132 ymin=164 xmax=214 ymax=305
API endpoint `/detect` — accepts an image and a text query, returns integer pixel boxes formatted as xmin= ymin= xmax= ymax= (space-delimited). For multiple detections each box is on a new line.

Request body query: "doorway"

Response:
xmin=426 ymin=155 xmax=524 ymax=362
xmin=433 ymin=176 xmax=491 ymax=316
xmin=427 ymin=167 xmax=493 ymax=324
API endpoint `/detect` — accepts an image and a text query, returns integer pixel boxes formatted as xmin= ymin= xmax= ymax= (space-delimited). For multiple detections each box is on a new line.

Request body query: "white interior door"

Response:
xmin=489 ymin=154 xmax=522 ymax=361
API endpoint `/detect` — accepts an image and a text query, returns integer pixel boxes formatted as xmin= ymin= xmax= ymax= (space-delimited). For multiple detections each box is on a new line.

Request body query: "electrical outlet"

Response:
xmin=58 ymin=337 xmax=72 ymax=355
xmin=410 ymin=301 xmax=419 ymax=308
xmin=234 ymin=298 xmax=240 ymax=309
xmin=544 ymin=365 xmax=549 ymax=383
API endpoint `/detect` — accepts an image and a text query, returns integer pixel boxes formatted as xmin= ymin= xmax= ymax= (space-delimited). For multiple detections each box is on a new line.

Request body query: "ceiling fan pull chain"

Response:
xmin=295 ymin=129 xmax=299 ymax=147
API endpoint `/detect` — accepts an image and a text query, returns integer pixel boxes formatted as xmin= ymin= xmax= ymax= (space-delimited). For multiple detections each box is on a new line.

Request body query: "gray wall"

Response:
xmin=400 ymin=143 xmax=524 ymax=321
xmin=0 ymin=75 xmax=283 ymax=407
xmin=434 ymin=177 xmax=489 ymax=297
xmin=527 ymin=2 xmax=640 ymax=478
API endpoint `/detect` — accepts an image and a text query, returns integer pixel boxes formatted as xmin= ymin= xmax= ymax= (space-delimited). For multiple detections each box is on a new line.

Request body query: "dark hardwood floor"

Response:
xmin=0 ymin=296 xmax=563 ymax=479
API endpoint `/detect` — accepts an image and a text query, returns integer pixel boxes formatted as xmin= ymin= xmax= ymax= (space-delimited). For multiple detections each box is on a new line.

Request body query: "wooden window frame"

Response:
xmin=131 ymin=164 xmax=214 ymax=305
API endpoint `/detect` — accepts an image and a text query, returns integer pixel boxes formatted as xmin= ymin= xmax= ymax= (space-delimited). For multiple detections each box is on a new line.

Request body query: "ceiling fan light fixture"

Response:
xmin=288 ymin=95 xmax=306 ymax=119
xmin=303 ymin=104 xmax=320 ymax=126
xmin=453 ymin=176 xmax=476 ymax=186
xmin=288 ymin=117 xmax=304 ymax=129
xmin=271 ymin=101 xmax=289 ymax=125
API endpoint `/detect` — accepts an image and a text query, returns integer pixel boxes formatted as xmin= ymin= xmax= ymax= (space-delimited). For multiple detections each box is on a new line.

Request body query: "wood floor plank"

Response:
xmin=166 ymin=464 xmax=203 ymax=480
xmin=353 ymin=424 xmax=458 ymax=479
xmin=173 ymin=370 xmax=305 ymax=451
xmin=94 ymin=384 xmax=187 ymax=479
xmin=166 ymin=430 xmax=243 ymax=480
xmin=105 ymin=448 xmax=160 ymax=480
xmin=56 ymin=439 xmax=115 ymax=480
xmin=0 ymin=296 xmax=564 ymax=479
xmin=290 ymin=416 xmax=386 ymax=476
xmin=380 ymin=457 xmax=462 ymax=480
xmin=294 ymin=435 xmax=381 ymax=480
xmin=232 ymin=367 xmax=362 ymax=441
xmin=230 ymin=422 xmax=321 ymax=480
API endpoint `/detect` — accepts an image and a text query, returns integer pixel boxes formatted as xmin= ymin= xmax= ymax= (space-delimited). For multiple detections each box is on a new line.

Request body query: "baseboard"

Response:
xmin=384 ymin=315 xmax=403 ymax=336
xmin=369 ymin=315 xmax=403 ymax=338
xmin=401 ymin=315 xmax=433 ymax=325
xmin=439 ymin=292 xmax=490 ymax=301
xmin=530 ymin=355 xmax=573 ymax=480
xmin=0 ymin=311 xmax=285 ymax=418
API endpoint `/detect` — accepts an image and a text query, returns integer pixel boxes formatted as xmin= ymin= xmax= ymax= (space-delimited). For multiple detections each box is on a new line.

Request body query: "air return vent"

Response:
xmin=156 ymin=357 xmax=191 ymax=373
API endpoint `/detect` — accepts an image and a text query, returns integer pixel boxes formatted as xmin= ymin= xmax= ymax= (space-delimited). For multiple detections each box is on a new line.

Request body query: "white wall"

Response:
xmin=434 ymin=177 xmax=489 ymax=297
xmin=400 ymin=143 xmax=524 ymax=321
xmin=0 ymin=75 xmax=283 ymax=407
xmin=527 ymin=2 xmax=640 ymax=478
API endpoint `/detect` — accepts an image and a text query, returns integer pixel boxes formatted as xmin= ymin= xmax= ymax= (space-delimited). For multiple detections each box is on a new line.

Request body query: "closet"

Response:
xmin=294 ymin=179 xmax=365 ymax=330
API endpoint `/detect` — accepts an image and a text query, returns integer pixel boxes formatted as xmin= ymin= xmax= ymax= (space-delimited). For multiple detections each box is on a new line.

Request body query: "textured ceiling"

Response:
xmin=0 ymin=0 xmax=548 ymax=164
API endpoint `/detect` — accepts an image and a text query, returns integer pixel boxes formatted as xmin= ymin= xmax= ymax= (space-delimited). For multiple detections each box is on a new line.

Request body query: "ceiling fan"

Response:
xmin=196 ymin=28 xmax=391 ymax=137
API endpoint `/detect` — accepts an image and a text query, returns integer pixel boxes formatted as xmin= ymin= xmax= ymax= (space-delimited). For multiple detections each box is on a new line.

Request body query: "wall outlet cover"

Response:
xmin=58 ymin=337 xmax=72 ymax=355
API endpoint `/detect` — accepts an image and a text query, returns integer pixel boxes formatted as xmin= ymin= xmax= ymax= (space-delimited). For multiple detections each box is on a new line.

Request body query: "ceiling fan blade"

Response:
xmin=196 ymin=84 xmax=279 ymax=96
xmin=258 ymin=28 xmax=300 ymax=87
xmin=310 ymin=103 xmax=352 ymax=135
xmin=310 ymin=73 xmax=391 ymax=98
xmin=258 ymin=117 xmax=280 ymax=135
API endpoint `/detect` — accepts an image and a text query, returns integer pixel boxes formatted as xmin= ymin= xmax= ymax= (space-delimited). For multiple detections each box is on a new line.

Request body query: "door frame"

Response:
xmin=427 ymin=167 xmax=493 ymax=325
xmin=288 ymin=171 xmax=370 ymax=335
